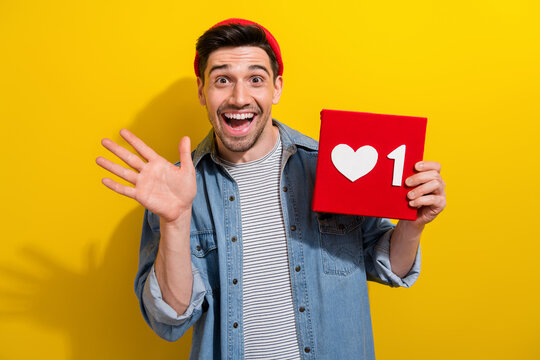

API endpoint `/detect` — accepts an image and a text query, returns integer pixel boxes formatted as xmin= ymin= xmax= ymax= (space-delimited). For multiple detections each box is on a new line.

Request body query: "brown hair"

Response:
xmin=195 ymin=24 xmax=279 ymax=84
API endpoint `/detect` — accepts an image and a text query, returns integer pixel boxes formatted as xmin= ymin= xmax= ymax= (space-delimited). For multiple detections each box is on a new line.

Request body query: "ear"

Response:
xmin=272 ymin=75 xmax=283 ymax=105
xmin=197 ymin=77 xmax=206 ymax=106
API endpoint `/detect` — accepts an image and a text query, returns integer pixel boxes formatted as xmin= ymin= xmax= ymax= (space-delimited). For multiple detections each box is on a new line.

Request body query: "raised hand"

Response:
xmin=96 ymin=129 xmax=197 ymax=223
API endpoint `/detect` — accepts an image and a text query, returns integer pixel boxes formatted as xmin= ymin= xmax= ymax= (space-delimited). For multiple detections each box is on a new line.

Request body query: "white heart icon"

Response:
xmin=331 ymin=144 xmax=378 ymax=182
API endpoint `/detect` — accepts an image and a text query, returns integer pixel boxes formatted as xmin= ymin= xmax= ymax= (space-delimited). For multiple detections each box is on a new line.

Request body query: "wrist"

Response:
xmin=160 ymin=207 xmax=192 ymax=231
xmin=396 ymin=219 xmax=425 ymax=238
xmin=158 ymin=207 xmax=192 ymax=254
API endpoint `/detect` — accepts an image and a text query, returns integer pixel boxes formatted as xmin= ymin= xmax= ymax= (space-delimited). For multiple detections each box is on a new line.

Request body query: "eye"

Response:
xmin=251 ymin=76 xmax=264 ymax=84
xmin=216 ymin=76 xmax=229 ymax=85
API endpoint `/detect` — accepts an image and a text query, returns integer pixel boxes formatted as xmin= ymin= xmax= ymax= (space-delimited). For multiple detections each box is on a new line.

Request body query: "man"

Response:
xmin=96 ymin=18 xmax=446 ymax=359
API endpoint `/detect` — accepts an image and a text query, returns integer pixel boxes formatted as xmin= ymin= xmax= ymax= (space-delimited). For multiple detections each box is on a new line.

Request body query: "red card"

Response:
xmin=313 ymin=109 xmax=427 ymax=220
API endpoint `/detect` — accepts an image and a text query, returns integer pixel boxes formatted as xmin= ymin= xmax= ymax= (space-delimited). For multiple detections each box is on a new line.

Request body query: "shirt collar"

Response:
xmin=192 ymin=119 xmax=318 ymax=168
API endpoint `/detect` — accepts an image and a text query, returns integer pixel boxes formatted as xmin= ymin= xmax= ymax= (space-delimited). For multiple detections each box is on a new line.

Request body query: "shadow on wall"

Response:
xmin=0 ymin=77 xmax=211 ymax=359
xmin=127 ymin=77 xmax=211 ymax=163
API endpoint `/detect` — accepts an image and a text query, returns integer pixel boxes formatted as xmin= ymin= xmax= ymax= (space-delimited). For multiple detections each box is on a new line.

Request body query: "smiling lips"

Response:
xmin=221 ymin=112 xmax=256 ymax=134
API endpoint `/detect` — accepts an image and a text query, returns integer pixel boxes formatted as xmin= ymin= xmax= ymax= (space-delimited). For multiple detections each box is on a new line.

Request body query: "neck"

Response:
xmin=217 ymin=124 xmax=279 ymax=164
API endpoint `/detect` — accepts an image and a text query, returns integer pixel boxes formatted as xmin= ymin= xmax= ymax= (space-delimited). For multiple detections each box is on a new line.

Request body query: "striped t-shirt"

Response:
xmin=221 ymin=136 xmax=301 ymax=359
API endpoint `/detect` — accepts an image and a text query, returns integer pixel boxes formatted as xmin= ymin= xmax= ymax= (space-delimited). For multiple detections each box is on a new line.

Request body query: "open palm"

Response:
xmin=96 ymin=129 xmax=196 ymax=223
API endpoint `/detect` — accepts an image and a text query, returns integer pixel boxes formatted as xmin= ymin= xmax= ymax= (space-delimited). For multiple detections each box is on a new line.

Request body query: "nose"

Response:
xmin=228 ymin=81 xmax=250 ymax=107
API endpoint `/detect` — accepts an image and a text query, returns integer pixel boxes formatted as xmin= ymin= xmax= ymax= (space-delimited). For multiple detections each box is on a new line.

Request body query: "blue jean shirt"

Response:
xmin=134 ymin=120 xmax=421 ymax=359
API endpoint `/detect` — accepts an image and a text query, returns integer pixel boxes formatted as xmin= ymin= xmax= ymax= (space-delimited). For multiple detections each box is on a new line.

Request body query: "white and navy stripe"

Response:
xmin=222 ymin=136 xmax=301 ymax=359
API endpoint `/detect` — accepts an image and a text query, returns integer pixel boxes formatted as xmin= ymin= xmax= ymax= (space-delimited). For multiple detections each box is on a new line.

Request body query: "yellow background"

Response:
xmin=1 ymin=1 xmax=538 ymax=359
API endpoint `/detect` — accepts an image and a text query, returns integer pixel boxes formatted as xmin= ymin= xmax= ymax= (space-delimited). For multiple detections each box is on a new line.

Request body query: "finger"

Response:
xmin=96 ymin=156 xmax=138 ymax=185
xmin=179 ymin=136 xmax=194 ymax=168
xmin=405 ymin=170 xmax=441 ymax=187
xmin=101 ymin=178 xmax=136 ymax=198
xmin=101 ymin=138 xmax=146 ymax=171
xmin=415 ymin=161 xmax=442 ymax=172
xmin=409 ymin=194 xmax=446 ymax=209
xmin=407 ymin=179 xmax=445 ymax=200
xmin=120 ymin=129 xmax=159 ymax=162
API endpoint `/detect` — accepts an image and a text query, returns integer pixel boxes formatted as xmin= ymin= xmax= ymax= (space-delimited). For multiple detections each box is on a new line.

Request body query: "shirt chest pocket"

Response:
xmin=317 ymin=214 xmax=364 ymax=276
xmin=191 ymin=231 xmax=220 ymax=292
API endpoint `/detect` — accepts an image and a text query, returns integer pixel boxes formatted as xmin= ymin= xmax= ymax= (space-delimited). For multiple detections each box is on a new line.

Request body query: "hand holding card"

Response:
xmin=313 ymin=109 xmax=428 ymax=220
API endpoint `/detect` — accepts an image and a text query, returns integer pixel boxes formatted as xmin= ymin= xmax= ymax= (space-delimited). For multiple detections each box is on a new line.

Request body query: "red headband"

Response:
xmin=194 ymin=18 xmax=283 ymax=78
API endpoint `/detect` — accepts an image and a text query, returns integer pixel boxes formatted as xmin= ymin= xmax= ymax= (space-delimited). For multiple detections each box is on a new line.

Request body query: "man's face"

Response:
xmin=197 ymin=46 xmax=283 ymax=162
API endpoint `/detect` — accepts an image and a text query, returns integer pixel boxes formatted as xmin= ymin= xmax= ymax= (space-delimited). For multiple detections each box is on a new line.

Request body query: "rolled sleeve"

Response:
xmin=373 ymin=228 xmax=421 ymax=288
xmin=142 ymin=263 xmax=206 ymax=326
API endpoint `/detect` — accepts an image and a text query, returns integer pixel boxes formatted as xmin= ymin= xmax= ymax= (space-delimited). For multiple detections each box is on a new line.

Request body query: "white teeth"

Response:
xmin=224 ymin=113 xmax=254 ymax=120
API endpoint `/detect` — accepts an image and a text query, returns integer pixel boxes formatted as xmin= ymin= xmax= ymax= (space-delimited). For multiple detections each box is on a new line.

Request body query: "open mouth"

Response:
xmin=221 ymin=112 xmax=256 ymax=134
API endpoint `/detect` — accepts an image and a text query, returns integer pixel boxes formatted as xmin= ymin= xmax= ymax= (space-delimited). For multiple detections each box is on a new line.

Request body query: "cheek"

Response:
xmin=254 ymin=90 xmax=275 ymax=108
xmin=205 ymin=93 xmax=224 ymax=111
xmin=211 ymin=87 xmax=234 ymax=101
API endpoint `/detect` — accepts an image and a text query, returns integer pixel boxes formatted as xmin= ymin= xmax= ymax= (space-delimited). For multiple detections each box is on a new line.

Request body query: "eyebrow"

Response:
xmin=208 ymin=64 xmax=270 ymax=76
xmin=248 ymin=65 xmax=270 ymax=76
xmin=208 ymin=64 xmax=229 ymax=75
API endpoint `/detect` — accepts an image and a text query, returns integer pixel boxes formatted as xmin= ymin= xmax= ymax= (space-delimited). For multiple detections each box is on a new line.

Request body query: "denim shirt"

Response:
xmin=134 ymin=120 xmax=421 ymax=360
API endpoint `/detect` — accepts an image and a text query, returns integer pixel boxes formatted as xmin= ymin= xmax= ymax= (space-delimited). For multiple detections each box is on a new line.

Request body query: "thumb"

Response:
xmin=179 ymin=136 xmax=194 ymax=169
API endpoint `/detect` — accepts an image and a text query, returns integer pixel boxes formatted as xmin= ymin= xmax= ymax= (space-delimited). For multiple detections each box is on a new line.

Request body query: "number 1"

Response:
xmin=387 ymin=145 xmax=406 ymax=186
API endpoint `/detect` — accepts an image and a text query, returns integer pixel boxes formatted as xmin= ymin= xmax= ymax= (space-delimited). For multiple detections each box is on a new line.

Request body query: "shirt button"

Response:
xmin=304 ymin=347 xmax=311 ymax=353
xmin=231 ymin=236 xmax=237 ymax=242
xmin=196 ymin=245 xmax=201 ymax=251
xmin=295 ymin=266 xmax=301 ymax=272
xmin=299 ymin=306 xmax=305 ymax=312
xmin=283 ymin=186 xmax=288 ymax=192
xmin=233 ymin=322 xmax=239 ymax=328
xmin=232 ymin=279 xmax=238 ymax=285
xmin=291 ymin=225 xmax=296 ymax=231
xmin=229 ymin=195 xmax=235 ymax=201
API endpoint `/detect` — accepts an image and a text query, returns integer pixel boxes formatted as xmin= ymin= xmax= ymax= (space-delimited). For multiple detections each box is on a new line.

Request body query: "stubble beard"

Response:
xmin=213 ymin=118 xmax=267 ymax=153
xmin=210 ymin=106 xmax=270 ymax=154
